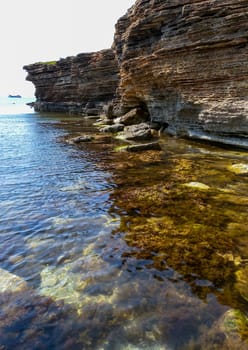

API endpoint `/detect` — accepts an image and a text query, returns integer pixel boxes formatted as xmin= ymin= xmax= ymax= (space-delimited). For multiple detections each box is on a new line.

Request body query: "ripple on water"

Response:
xmin=0 ymin=114 xmax=248 ymax=349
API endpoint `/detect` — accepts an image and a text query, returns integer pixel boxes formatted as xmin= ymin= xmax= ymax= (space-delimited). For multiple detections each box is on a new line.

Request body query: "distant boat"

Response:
xmin=8 ymin=94 xmax=22 ymax=98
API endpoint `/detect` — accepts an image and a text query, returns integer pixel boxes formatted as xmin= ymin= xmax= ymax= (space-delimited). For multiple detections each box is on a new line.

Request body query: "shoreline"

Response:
xmin=61 ymin=110 xmax=248 ymax=152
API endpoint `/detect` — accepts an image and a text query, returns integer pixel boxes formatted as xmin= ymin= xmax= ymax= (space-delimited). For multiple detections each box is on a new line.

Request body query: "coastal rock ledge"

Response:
xmin=24 ymin=49 xmax=119 ymax=115
xmin=24 ymin=0 xmax=248 ymax=148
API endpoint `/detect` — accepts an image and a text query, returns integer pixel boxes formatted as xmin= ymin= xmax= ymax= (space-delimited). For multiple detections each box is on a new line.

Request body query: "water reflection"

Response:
xmin=0 ymin=112 xmax=247 ymax=349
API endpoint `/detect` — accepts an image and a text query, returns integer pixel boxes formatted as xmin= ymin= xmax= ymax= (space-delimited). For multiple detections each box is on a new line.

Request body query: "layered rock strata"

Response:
xmin=24 ymin=0 xmax=248 ymax=147
xmin=114 ymin=0 xmax=248 ymax=147
xmin=24 ymin=49 xmax=119 ymax=115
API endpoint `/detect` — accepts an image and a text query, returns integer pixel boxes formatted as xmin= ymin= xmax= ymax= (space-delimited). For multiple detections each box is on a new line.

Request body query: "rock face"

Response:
xmin=24 ymin=0 xmax=248 ymax=147
xmin=114 ymin=0 xmax=248 ymax=147
xmin=24 ymin=49 xmax=119 ymax=115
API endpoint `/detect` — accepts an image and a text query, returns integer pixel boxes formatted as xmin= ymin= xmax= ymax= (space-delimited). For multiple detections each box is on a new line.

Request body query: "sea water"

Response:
xmin=0 ymin=100 xmax=247 ymax=349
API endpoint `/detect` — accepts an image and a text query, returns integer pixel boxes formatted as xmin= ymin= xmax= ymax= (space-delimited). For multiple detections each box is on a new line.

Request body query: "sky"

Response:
xmin=0 ymin=0 xmax=135 ymax=97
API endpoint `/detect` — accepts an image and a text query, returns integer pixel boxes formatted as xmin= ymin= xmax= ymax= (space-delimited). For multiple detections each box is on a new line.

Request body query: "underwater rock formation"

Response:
xmin=24 ymin=0 xmax=248 ymax=147
xmin=24 ymin=49 xmax=119 ymax=115
xmin=0 ymin=267 xmax=28 ymax=293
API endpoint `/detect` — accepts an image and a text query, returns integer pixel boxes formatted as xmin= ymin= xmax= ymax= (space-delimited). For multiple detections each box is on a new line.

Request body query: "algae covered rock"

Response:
xmin=222 ymin=309 xmax=248 ymax=334
xmin=235 ymin=266 xmax=248 ymax=303
xmin=218 ymin=309 xmax=248 ymax=349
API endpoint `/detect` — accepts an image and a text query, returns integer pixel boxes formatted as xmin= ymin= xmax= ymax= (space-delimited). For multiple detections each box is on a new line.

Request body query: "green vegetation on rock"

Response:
xmin=37 ymin=60 xmax=57 ymax=66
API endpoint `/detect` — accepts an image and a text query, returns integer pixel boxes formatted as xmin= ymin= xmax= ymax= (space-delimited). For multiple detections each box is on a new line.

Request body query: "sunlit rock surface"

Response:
xmin=228 ymin=163 xmax=248 ymax=174
xmin=114 ymin=0 xmax=248 ymax=147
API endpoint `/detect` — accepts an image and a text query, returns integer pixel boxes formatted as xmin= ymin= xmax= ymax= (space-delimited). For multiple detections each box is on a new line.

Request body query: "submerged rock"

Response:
xmin=38 ymin=249 xmax=119 ymax=315
xmin=183 ymin=182 xmax=210 ymax=190
xmin=70 ymin=135 xmax=94 ymax=143
xmin=228 ymin=163 xmax=248 ymax=175
xmin=126 ymin=142 xmax=161 ymax=152
xmin=220 ymin=309 xmax=248 ymax=348
xmin=39 ymin=265 xmax=83 ymax=309
xmin=0 ymin=267 xmax=28 ymax=293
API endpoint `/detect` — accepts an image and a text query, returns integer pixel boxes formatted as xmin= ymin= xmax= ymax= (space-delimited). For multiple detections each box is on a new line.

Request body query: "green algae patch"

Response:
xmin=93 ymin=121 xmax=108 ymax=128
xmin=120 ymin=214 xmax=236 ymax=289
xmin=55 ymin=118 xmax=248 ymax=346
xmin=114 ymin=145 xmax=129 ymax=152
xmin=109 ymin=148 xmax=248 ymax=298
xmin=45 ymin=61 xmax=57 ymax=65
xmin=235 ymin=266 xmax=248 ymax=303
xmin=222 ymin=309 xmax=248 ymax=343
xmin=36 ymin=60 xmax=57 ymax=66
xmin=224 ymin=309 xmax=248 ymax=333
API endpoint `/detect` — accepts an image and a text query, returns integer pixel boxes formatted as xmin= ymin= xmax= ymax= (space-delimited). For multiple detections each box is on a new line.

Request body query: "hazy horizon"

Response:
xmin=0 ymin=0 xmax=135 ymax=97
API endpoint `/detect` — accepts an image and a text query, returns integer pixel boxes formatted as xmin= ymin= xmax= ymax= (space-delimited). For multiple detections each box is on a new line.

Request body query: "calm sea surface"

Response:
xmin=0 ymin=97 xmax=248 ymax=349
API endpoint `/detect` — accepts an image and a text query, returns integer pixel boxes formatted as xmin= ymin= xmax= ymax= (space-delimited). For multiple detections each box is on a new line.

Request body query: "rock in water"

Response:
xmin=0 ymin=267 xmax=28 ymax=293
xmin=101 ymin=124 xmax=125 ymax=133
xmin=126 ymin=142 xmax=161 ymax=152
xmin=118 ymin=108 xmax=149 ymax=126
xmin=120 ymin=123 xmax=153 ymax=141
xmin=70 ymin=135 xmax=93 ymax=144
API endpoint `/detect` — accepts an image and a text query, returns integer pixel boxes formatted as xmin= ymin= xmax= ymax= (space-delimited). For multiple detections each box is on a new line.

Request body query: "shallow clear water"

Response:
xmin=0 ymin=100 xmax=248 ymax=349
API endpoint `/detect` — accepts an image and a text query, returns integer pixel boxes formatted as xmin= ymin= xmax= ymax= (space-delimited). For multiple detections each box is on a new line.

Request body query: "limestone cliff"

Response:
xmin=24 ymin=0 xmax=248 ymax=147
xmin=24 ymin=49 xmax=119 ymax=115
xmin=114 ymin=0 xmax=248 ymax=147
